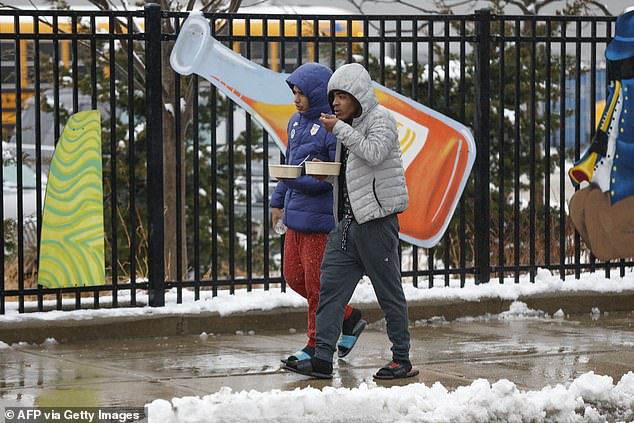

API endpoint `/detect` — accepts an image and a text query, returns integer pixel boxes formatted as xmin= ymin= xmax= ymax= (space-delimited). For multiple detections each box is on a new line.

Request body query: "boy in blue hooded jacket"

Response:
xmin=271 ymin=63 xmax=366 ymax=364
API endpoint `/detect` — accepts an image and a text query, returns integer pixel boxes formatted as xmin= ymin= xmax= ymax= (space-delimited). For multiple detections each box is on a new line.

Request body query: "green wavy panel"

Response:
xmin=38 ymin=110 xmax=105 ymax=288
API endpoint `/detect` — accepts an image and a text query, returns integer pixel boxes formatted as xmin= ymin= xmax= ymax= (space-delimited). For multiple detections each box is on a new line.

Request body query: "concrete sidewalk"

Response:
xmin=0 ymin=291 xmax=633 ymax=409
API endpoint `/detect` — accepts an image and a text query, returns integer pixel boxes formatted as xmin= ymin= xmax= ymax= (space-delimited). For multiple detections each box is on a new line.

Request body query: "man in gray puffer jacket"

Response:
xmin=284 ymin=63 xmax=418 ymax=380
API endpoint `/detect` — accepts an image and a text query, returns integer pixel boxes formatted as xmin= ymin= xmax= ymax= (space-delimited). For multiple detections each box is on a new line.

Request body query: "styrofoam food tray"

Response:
xmin=305 ymin=161 xmax=341 ymax=176
xmin=269 ymin=164 xmax=302 ymax=179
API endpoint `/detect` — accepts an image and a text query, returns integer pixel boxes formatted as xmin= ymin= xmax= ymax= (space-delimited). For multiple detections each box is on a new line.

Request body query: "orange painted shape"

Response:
xmin=375 ymin=89 xmax=471 ymax=241
xmin=243 ymin=98 xmax=295 ymax=148
xmin=399 ymin=136 xmax=469 ymax=240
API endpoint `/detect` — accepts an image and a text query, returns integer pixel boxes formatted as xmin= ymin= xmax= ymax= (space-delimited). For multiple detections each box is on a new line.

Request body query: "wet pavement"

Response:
xmin=1 ymin=310 xmax=633 ymax=409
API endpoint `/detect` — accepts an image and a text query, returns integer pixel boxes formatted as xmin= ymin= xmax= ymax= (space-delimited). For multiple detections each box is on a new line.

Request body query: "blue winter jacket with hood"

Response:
xmin=270 ymin=63 xmax=337 ymax=233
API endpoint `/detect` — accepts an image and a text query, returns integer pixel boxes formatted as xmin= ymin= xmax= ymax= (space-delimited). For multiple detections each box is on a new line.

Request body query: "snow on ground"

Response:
xmin=147 ymin=371 xmax=634 ymax=423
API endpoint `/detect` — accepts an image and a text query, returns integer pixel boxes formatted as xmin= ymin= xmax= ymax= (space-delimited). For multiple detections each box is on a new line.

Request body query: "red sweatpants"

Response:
xmin=284 ymin=228 xmax=352 ymax=347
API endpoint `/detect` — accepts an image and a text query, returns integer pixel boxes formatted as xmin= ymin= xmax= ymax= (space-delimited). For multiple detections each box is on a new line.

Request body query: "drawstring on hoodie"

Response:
xmin=339 ymin=146 xmax=354 ymax=251
xmin=341 ymin=216 xmax=353 ymax=251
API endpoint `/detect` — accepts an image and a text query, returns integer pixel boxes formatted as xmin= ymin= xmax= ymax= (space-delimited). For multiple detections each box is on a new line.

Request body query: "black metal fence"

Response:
xmin=1 ymin=6 xmax=629 ymax=314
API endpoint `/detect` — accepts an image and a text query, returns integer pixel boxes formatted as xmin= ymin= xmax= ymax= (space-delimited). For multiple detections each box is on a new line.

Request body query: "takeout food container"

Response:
xmin=305 ymin=161 xmax=341 ymax=176
xmin=269 ymin=164 xmax=302 ymax=179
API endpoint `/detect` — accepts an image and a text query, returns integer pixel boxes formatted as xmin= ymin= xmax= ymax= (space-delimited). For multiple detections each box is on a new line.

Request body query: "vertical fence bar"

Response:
xmin=513 ymin=18 xmax=520 ymax=283
xmin=379 ymin=19 xmax=385 ymax=84
xmin=330 ymin=19 xmax=336 ymax=69
xmin=210 ymin=20 xmax=219 ymax=297
xmin=109 ymin=16 xmax=118 ymax=307
xmin=604 ymin=21 xmax=616 ymax=278
xmin=246 ymin=17 xmax=254 ymax=292
xmin=34 ymin=16 xmax=44 ymax=310
xmin=14 ymin=15 xmax=25 ymax=312
xmin=296 ymin=17 xmax=302 ymax=67
xmin=529 ymin=18 xmax=536 ymax=282
xmin=174 ymin=20 xmax=183 ymax=303
xmin=313 ymin=19 xmax=319 ymax=63
xmin=276 ymin=20 xmax=285 ymax=292
xmin=245 ymin=111 xmax=253 ymax=291
xmin=74 ymin=14 xmax=83 ymax=308
xmin=497 ymin=20 xmax=506 ymax=284
xmin=427 ymin=19 xmax=434 ymax=109
xmin=262 ymin=18 xmax=271 ymax=291
xmin=426 ymin=17 xmax=435 ymax=289
xmin=588 ymin=19 xmax=597 ymax=274
xmin=72 ymin=15 xmax=79 ymax=112
xmin=279 ymin=17 xmax=285 ymax=71
xmin=227 ymin=100 xmax=235 ymax=294
xmin=193 ymin=75 xmax=201 ymax=300
xmin=396 ymin=19 xmax=402 ymax=91
xmin=558 ymin=19 xmax=566 ymax=280
xmin=127 ymin=14 xmax=137 ymax=306
xmin=50 ymin=14 xmax=60 ymax=308
xmin=53 ymin=15 xmax=62 ymax=309
xmin=459 ymin=18 xmax=467 ymax=287
xmin=363 ymin=19 xmax=369 ymax=68
xmin=412 ymin=18 xmax=419 ymax=287
xmin=443 ymin=19 xmax=451 ymax=287
xmin=474 ymin=9 xmax=491 ymax=284
xmin=347 ymin=18 xmax=353 ymax=64
xmin=574 ymin=20 xmax=582 ymax=279
xmin=145 ymin=3 xmax=165 ymax=306
xmin=90 ymin=15 xmax=99 ymax=308
xmin=544 ymin=19 xmax=552 ymax=270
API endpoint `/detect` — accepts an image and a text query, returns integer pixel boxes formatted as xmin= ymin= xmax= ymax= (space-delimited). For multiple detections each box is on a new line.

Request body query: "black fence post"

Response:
xmin=145 ymin=3 xmax=165 ymax=306
xmin=474 ymin=9 xmax=491 ymax=284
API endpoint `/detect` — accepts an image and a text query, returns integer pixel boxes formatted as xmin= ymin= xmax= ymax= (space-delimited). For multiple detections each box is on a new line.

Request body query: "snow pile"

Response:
xmin=146 ymin=371 xmax=634 ymax=423
xmin=455 ymin=300 xmax=564 ymax=322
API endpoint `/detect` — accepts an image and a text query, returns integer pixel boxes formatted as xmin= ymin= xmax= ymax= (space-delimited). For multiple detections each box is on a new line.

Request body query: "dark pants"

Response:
xmin=314 ymin=214 xmax=411 ymax=363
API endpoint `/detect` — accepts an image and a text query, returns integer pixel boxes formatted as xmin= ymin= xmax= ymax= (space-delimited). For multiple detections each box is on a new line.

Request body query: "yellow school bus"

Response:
xmin=0 ymin=17 xmax=71 ymax=127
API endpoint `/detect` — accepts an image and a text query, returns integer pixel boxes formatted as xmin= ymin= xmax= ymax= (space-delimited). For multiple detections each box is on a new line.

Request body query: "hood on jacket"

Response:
xmin=286 ymin=63 xmax=333 ymax=119
xmin=327 ymin=63 xmax=378 ymax=122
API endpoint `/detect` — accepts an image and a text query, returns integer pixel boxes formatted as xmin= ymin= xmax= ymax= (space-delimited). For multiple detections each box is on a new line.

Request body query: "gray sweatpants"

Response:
xmin=314 ymin=213 xmax=411 ymax=363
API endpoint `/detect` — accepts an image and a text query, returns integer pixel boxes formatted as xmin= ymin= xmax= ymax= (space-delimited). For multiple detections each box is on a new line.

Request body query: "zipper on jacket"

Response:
xmin=372 ymin=178 xmax=383 ymax=209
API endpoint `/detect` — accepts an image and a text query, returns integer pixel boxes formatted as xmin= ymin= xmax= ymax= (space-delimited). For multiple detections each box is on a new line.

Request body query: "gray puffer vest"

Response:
xmin=328 ymin=63 xmax=409 ymax=224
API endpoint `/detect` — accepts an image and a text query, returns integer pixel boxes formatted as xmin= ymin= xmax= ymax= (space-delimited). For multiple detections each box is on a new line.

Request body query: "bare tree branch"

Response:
xmin=226 ymin=0 xmax=243 ymax=13
xmin=586 ymin=0 xmax=611 ymax=15
xmin=343 ymin=0 xmax=613 ymax=16
xmin=502 ymin=0 xmax=531 ymax=14
xmin=0 ymin=1 xmax=22 ymax=9
xmin=363 ymin=0 xmax=440 ymax=14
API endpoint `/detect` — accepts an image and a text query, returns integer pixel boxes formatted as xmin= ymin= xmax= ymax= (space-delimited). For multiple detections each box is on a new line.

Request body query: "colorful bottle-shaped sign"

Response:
xmin=171 ymin=12 xmax=476 ymax=248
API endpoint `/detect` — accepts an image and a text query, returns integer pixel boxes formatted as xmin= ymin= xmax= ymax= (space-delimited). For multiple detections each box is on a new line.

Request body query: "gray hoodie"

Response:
xmin=328 ymin=63 xmax=409 ymax=224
